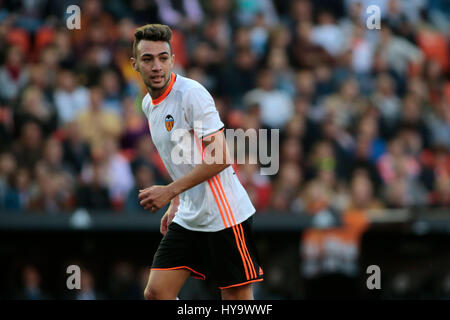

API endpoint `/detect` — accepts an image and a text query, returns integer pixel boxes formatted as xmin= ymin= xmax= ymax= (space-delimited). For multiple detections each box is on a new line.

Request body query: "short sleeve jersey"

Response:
xmin=142 ymin=73 xmax=255 ymax=232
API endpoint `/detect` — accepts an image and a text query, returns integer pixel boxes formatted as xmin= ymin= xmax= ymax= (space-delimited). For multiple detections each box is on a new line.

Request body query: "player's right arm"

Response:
xmin=160 ymin=194 xmax=179 ymax=236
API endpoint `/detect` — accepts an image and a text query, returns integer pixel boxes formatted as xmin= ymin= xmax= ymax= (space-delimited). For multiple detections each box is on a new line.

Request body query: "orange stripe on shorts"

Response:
xmin=215 ymin=176 xmax=257 ymax=279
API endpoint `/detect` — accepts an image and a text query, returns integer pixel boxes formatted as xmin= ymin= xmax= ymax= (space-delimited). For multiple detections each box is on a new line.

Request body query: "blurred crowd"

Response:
xmin=10 ymin=262 xmax=153 ymax=300
xmin=0 ymin=0 xmax=448 ymax=217
xmin=0 ymin=0 xmax=449 ymax=299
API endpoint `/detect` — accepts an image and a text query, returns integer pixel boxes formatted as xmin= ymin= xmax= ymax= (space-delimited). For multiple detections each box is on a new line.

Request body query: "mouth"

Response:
xmin=150 ymin=75 xmax=165 ymax=84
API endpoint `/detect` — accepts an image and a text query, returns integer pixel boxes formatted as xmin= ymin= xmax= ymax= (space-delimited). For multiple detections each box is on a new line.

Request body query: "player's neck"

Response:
xmin=148 ymin=73 xmax=173 ymax=101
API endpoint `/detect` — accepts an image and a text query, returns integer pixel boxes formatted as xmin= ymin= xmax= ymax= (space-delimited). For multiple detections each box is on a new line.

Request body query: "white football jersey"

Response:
xmin=141 ymin=73 xmax=255 ymax=232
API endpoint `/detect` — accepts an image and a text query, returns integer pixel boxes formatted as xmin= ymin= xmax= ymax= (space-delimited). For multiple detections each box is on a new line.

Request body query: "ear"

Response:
xmin=170 ymin=54 xmax=175 ymax=68
xmin=130 ymin=57 xmax=138 ymax=71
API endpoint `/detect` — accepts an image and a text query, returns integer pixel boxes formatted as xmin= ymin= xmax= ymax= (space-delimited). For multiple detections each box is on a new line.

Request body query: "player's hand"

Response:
xmin=160 ymin=197 xmax=179 ymax=236
xmin=160 ymin=211 xmax=169 ymax=236
xmin=160 ymin=210 xmax=175 ymax=236
xmin=138 ymin=185 xmax=174 ymax=213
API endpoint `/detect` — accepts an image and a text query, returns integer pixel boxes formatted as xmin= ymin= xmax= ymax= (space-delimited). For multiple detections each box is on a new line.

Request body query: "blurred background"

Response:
xmin=0 ymin=0 xmax=449 ymax=300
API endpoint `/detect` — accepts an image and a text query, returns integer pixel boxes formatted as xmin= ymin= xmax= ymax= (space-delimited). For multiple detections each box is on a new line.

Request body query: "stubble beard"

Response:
xmin=146 ymin=73 xmax=171 ymax=94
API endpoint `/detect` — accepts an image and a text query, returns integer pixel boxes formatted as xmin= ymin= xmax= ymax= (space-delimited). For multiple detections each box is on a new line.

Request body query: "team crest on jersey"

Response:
xmin=165 ymin=114 xmax=174 ymax=131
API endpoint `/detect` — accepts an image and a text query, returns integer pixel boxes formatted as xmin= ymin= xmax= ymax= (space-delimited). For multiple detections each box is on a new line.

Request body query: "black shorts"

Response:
xmin=151 ymin=216 xmax=264 ymax=289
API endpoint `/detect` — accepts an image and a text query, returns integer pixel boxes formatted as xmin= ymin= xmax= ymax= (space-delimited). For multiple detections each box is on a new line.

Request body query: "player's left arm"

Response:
xmin=138 ymin=132 xmax=231 ymax=212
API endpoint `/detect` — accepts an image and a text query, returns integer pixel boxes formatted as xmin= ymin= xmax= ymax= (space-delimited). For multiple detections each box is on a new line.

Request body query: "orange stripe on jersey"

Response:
xmin=207 ymin=179 xmax=228 ymax=228
xmin=193 ymin=131 xmax=228 ymax=228
xmin=152 ymin=73 xmax=177 ymax=105
xmin=211 ymin=177 xmax=232 ymax=227
xmin=215 ymin=176 xmax=257 ymax=279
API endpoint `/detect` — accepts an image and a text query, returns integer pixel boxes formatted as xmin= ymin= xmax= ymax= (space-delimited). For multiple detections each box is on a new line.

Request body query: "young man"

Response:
xmin=131 ymin=24 xmax=263 ymax=300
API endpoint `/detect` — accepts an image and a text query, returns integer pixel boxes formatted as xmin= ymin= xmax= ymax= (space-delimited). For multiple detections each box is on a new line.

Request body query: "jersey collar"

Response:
xmin=152 ymin=72 xmax=177 ymax=105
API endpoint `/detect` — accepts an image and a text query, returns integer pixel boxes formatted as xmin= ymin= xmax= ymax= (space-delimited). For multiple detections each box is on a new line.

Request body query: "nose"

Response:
xmin=152 ymin=60 xmax=162 ymax=72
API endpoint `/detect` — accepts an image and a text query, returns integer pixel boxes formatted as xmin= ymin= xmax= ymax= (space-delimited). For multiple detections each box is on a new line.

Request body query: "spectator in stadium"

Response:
xmin=108 ymin=261 xmax=142 ymax=299
xmin=264 ymin=47 xmax=296 ymax=97
xmin=11 ymin=119 xmax=44 ymax=172
xmin=28 ymin=165 xmax=72 ymax=213
xmin=375 ymin=23 xmax=424 ymax=79
xmin=0 ymin=45 xmax=29 ymax=104
xmin=75 ymin=268 xmax=105 ymax=300
xmin=155 ymin=0 xmax=204 ymax=29
xmin=422 ymin=59 xmax=447 ymax=106
xmin=310 ymin=10 xmax=345 ymax=57
xmin=290 ymin=96 xmax=320 ymax=154
xmin=235 ymin=0 xmax=279 ymax=27
xmin=266 ymin=24 xmax=291 ymax=53
xmin=76 ymin=147 xmax=111 ymax=211
xmin=61 ymin=121 xmax=91 ymax=176
xmin=131 ymin=135 xmax=170 ymax=185
xmin=377 ymin=135 xmax=421 ymax=185
xmin=322 ymin=77 xmax=368 ymax=129
xmin=397 ymin=125 xmax=425 ymax=159
xmin=96 ymin=136 xmax=133 ymax=210
xmin=38 ymin=45 xmax=61 ymax=88
xmin=0 ymin=152 xmax=16 ymax=206
xmin=217 ymin=46 xmax=258 ymax=108
xmin=290 ymin=21 xmax=334 ymax=70
xmin=396 ymin=94 xmax=431 ymax=149
xmin=318 ymin=116 xmax=354 ymax=180
xmin=235 ymin=159 xmax=272 ymax=213
xmin=294 ymin=70 xmax=317 ymax=106
xmin=356 ymin=113 xmax=386 ymax=162
xmin=296 ymin=178 xmax=338 ymax=225
xmin=106 ymin=0 xmax=160 ymax=26
xmin=378 ymin=134 xmax=428 ymax=209
xmin=14 ymin=85 xmax=58 ymax=136
xmin=428 ymin=173 xmax=450 ymax=208
xmin=2 ymin=166 xmax=32 ymax=212
xmin=15 ymin=265 xmax=50 ymax=300
xmin=119 ymin=95 xmax=149 ymax=150
xmin=244 ymin=68 xmax=294 ymax=129
xmin=280 ymin=136 xmax=303 ymax=166
xmin=39 ymin=137 xmax=67 ymax=174
xmin=99 ymin=68 xmax=126 ymax=115
xmin=270 ymin=162 xmax=303 ymax=213
xmin=73 ymin=0 xmax=116 ymax=52
xmin=248 ymin=12 xmax=270 ymax=59
xmin=53 ymin=69 xmax=90 ymax=125
xmin=52 ymin=28 xmax=76 ymax=68
xmin=383 ymin=173 xmax=428 ymax=208
xmin=405 ymin=76 xmax=429 ymax=106
xmin=426 ymin=98 xmax=450 ymax=149
xmin=371 ymin=73 xmax=402 ymax=137
xmin=343 ymin=20 xmax=375 ymax=76
xmin=346 ymin=169 xmax=383 ymax=211
xmin=286 ymin=0 xmax=313 ymax=30
xmin=349 ymin=117 xmax=384 ymax=190
xmin=76 ymin=86 xmax=122 ymax=150
xmin=126 ymin=159 xmax=156 ymax=213
xmin=27 ymin=63 xmax=54 ymax=104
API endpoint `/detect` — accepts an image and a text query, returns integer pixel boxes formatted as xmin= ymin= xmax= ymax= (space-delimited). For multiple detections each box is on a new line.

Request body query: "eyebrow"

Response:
xmin=141 ymin=52 xmax=170 ymax=58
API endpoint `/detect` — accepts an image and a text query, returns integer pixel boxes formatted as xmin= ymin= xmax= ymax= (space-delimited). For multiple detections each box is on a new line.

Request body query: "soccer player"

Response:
xmin=131 ymin=24 xmax=263 ymax=300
